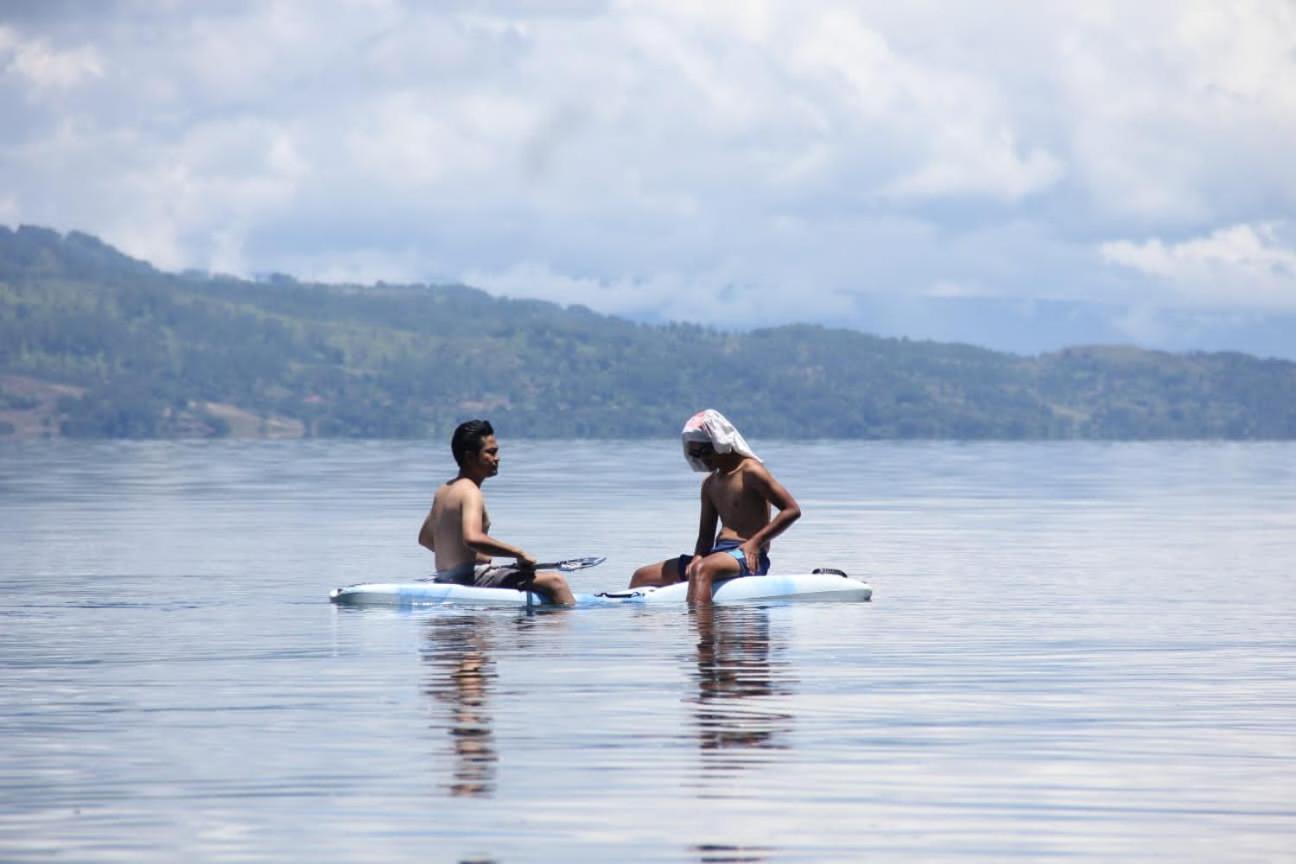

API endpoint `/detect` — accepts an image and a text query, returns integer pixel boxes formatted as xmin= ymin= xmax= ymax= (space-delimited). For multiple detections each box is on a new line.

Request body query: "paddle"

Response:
xmin=417 ymin=556 xmax=605 ymax=584
xmin=519 ymin=556 xmax=606 ymax=609
xmin=528 ymin=556 xmax=606 ymax=572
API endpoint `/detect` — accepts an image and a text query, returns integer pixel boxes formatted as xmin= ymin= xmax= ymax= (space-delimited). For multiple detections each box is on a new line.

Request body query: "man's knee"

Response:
xmin=534 ymin=571 xmax=566 ymax=590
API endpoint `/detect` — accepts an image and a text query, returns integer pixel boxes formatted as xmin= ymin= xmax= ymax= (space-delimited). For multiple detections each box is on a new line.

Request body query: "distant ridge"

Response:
xmin=2 ymin=225 xmax=1295 ymax=439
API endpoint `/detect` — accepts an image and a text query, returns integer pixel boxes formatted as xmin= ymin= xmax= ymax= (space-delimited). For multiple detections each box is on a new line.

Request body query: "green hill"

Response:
xmin=2 ymin=224 xmax=1294 ymax=439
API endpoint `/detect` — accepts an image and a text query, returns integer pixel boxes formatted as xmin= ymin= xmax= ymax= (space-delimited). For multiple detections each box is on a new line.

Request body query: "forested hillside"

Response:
xmin=2 ymin=225 xmax=1294 ymax=439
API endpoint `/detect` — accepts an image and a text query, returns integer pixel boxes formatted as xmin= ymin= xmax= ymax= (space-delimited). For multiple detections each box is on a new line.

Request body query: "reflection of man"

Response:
xmin=630 ymin=409 xmax=800 ymax=604
xmin=423 ymin=616 xmax=497 ymax=799
xmin=419 ymin=419 xmax=575 ymax=606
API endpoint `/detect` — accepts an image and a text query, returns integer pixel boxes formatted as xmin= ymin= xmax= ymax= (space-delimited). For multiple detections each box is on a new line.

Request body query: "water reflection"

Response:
xmin=689 ymin=605 xmax=794 ymax=773
xmin=421 ymin=615 xmax=499 ymax=799
xmin=691 ymin=844 xmax=773 ymax=863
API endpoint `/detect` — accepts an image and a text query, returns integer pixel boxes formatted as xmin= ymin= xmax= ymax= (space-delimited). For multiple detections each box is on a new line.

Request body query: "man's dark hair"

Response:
xmin=451 ymin=419 xmax=495 ymax=467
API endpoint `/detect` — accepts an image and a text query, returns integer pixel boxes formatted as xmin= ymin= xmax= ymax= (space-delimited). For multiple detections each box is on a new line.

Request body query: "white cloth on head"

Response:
xmin=681 ymin=409 xmax=761 ymax=472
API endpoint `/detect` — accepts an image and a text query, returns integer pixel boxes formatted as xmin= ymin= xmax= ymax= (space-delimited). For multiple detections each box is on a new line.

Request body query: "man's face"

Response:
xmin=473 ymin=435 xmax=501 ymax=476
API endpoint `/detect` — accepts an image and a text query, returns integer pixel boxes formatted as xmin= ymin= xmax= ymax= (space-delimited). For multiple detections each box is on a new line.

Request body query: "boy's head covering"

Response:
xmin=681 ymin=409 xmax=761 ymax=472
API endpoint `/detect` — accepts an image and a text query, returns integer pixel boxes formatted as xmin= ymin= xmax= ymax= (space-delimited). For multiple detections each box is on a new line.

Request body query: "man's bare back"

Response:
xmin=422 ymin=478 xmax=492 ymax=573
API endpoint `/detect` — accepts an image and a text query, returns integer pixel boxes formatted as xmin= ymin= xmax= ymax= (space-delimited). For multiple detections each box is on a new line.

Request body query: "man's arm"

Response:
xmin=460 ymin=485 xmax=537 ymax=566
xmin=417 ymin=510 xmax=435 ymax=552
xmin=739 ymin=464 xmax=801 ymax=571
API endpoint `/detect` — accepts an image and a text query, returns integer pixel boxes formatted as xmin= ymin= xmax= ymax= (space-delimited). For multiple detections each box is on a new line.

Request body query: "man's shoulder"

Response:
xmin=435 ymin=476 xmax=481 ymax=503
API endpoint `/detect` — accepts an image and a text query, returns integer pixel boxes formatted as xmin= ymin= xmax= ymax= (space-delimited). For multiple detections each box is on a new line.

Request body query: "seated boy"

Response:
xmin=629 ymin=409 xmax=800 ymax=605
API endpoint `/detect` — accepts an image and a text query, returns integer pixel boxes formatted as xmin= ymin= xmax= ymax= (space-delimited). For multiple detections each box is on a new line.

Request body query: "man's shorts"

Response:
xmin=434 ymin=561 xmax=533 ymax=590
xmin=677 ymin=538 xmax=770 ymax=579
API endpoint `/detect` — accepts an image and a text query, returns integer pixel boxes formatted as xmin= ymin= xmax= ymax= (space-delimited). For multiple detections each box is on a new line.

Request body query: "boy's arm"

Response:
xmin=693 ymin=478 xmax=720 ymax=557
xmin=685 ymin=481 xmax=721 ymax=580
xmin=740 ymin=465 xmax=801 ymax=570
xmin=460 ymin=485 xmax=536 ymax=566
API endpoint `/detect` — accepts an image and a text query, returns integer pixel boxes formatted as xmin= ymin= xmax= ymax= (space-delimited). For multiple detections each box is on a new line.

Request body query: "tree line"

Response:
xmin=2 ymin=224 xmax=1295 ymax=439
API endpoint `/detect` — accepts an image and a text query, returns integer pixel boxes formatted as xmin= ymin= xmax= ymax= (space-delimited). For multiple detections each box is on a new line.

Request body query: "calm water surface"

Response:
xmin=0 ymin=440 xmax=1293 ymax=862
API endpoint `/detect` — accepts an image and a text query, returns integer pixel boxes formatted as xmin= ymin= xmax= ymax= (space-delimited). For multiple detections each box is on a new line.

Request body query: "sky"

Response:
xmin=2 ymin=0 xmax=1295 ymax=357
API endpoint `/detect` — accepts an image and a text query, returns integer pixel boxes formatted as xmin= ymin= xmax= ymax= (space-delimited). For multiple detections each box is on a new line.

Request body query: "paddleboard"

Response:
xmin=329 ymin=569 xmax=872 ymax=608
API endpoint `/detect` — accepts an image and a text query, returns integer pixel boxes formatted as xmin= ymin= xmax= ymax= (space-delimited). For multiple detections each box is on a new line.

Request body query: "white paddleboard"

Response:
xmin=329 ymin=570 xmax=871 ymax=608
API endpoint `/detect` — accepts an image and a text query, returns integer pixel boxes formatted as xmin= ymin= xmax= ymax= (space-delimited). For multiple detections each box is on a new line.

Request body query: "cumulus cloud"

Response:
xmin=1102 ymin=222 xmax=1296 ymax=309
xmin=0 ymin=24 xmax=102 ymax=92
xmin=0 ymin=0 xmax=1294 ymax=355
xmin=464 ymin=258 xmax=859 ymax=328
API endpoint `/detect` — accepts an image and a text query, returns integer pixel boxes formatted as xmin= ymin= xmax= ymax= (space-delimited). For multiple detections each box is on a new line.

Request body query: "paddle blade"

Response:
xmin=535 ymin=556 xmax=606 ymax=572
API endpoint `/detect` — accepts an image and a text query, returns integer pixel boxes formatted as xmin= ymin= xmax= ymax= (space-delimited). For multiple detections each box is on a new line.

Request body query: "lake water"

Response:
xmin=0 ymin=439 xmax=1293 ymax=862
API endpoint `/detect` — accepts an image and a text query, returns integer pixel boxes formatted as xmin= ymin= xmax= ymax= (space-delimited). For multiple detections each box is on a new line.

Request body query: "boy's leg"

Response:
xmin=685 ymin=551 xmax=742 ymax=605
xmin=629 ymin=557 xmax=683 ymax=588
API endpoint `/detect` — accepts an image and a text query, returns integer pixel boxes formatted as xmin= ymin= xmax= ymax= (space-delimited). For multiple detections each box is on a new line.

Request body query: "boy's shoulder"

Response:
xmin=703 ymin=456 xmax=770 ymax=483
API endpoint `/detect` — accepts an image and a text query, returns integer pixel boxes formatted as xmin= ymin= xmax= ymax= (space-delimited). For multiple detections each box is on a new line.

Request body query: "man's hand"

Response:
xmin=515 ymin=551 xmax=538 ymax=569
xmin=740 ymin=540 xmax=761 ymax=575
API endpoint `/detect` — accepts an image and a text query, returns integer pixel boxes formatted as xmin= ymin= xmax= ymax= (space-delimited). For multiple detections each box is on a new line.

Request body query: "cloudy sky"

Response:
xmin=2 ymin=0 xmax=1295 ymax=356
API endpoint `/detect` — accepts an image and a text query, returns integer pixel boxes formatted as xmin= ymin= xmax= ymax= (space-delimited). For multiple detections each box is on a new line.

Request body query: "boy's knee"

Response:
xmin=694 ymin=559 xmax=721 ymax=580
xmin=698 ymin=553 xmax=740 ymax=581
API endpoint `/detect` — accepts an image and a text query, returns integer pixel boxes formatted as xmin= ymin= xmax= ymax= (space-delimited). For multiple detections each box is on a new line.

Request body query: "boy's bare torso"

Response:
xmin=705 ymin=459 xmax=773 ymax=545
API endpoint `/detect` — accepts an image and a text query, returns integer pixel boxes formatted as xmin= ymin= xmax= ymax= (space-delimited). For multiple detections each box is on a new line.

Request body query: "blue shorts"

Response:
xmin=677 ymin=538 xmax=770 ymax=579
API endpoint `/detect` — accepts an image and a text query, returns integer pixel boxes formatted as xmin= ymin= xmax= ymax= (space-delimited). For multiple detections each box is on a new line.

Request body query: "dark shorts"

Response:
xmin=434 ymin=562 xmax=533 ymax=590
xmin=677 ymin=538 xmax=770 ymax=579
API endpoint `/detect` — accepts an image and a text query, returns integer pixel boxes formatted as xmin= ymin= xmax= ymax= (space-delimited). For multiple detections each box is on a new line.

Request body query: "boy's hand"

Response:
xmin=515 ymin=551 xmax=538 ymax=569
xmin=740 ymin=540 xmax=761 ymax=575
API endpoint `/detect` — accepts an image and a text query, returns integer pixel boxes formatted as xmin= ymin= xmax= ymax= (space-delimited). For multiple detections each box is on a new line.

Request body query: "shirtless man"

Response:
xmin=629 ymin=409 xmax=801 ymax=605
xmin=418 ymin=419 xmax=575 ymax=606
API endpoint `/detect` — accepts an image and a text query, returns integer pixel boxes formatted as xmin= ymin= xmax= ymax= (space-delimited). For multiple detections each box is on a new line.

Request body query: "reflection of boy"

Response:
xmin=418 ymin=419 xmax=575 ymax=606
xmin=629 ymin=409 xmax=801 ymax=605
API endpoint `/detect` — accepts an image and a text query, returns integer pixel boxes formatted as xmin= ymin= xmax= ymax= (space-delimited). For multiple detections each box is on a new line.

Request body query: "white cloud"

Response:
xmin=0 ymin=27 xmax=102 ymax=92
xmin=80 ymin=116 xmax=311 ymax=272
xmin=786 ymin=8 xmax=1065 ymax=204
xmin=1101 ymin=222 xmax=1296 ymax=308
xmin=1057 ymin=0 xmax=1296 ymax=226
xmin=924 ymin=280 xmax=991 ymax=299
xmin=883 ymin=130 xmax=1064 ymax=203
xmin=463 ymin=259 xmax=859 ymax=328
xmin=0 ymin=0 xmax=1294 ymax=355
xmin=464 ymin=261 xmax=682 ymax=319
xmin=1109 ymin=304 xmax=1175 ymax=347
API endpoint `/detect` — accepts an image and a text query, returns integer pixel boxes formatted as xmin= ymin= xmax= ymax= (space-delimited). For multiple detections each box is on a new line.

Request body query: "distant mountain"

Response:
xmin=2 ymin=225 xmax=1295 ymax=439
